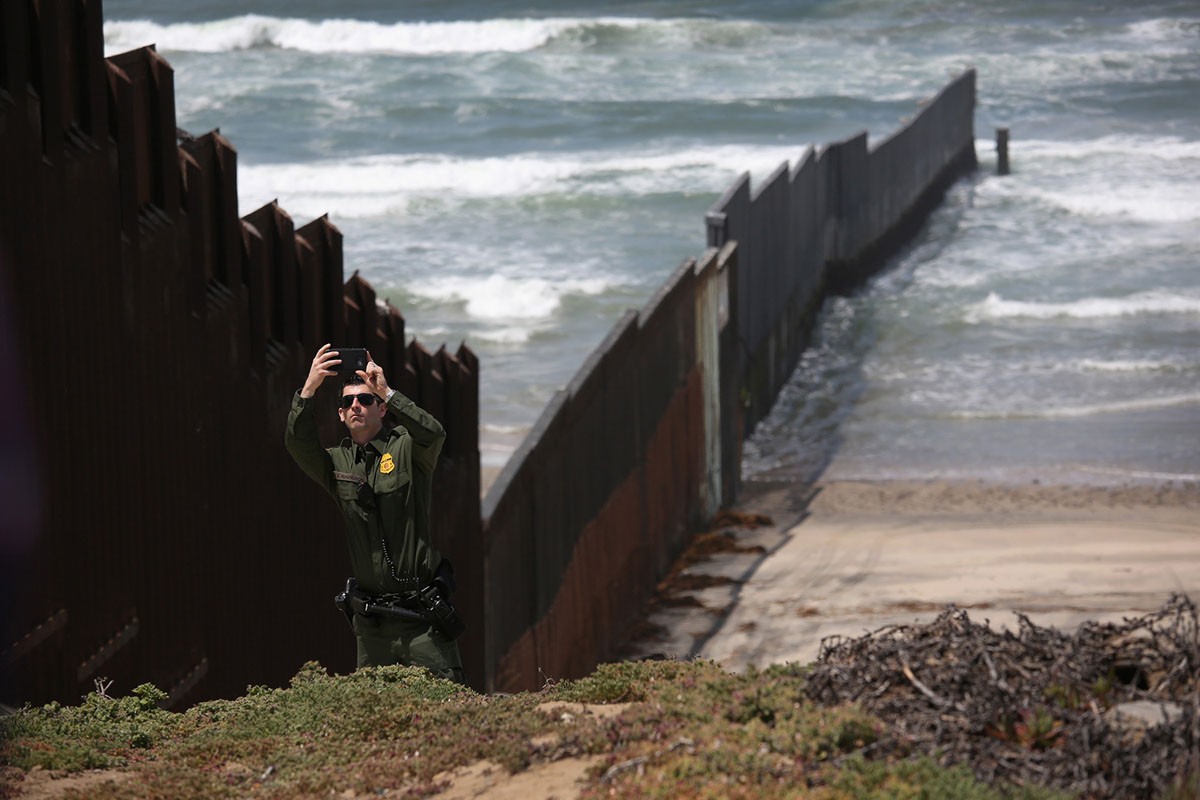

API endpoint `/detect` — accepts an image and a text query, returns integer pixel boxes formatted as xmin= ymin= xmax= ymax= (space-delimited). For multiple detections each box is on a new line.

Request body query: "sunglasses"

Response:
xmin=340 ymin=393 xmax=380 ymax=409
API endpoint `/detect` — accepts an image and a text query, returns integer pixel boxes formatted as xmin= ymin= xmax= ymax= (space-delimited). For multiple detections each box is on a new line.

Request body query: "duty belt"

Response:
xmin=333 ymin=577 xmax=466 ymax=641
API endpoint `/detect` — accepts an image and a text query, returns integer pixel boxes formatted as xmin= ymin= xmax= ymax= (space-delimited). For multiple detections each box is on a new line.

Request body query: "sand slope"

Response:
xmin=627 ymin=480 xmax=1200 ymax=670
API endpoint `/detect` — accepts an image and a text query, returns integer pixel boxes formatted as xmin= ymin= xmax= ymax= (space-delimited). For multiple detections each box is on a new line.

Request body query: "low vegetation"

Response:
xmin=0 ymin=663 xmax=1073 ymax=800
xmin=2 ymin=599 xmax=1197 ymax=799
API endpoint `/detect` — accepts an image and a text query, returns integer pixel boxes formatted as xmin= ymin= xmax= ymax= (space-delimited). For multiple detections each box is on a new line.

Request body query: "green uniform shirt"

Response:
xmin=285 ymin=390 xmax=446 ymax=596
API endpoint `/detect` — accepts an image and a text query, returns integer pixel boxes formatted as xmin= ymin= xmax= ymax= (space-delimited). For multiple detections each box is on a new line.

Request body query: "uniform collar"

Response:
xmin=340 ymin=425 xmax=398 ymax=457
xmin=368 ymin=427 xmax=394 ymax=453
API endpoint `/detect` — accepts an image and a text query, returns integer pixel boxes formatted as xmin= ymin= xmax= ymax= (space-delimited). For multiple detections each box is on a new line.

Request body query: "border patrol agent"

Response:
xmin=285 ymin=343 xmax=465 ymax=683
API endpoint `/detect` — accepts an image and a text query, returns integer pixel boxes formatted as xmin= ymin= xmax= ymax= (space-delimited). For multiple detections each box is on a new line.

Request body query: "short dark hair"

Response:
xmin=341 ymin=375 xmax=366 ymax=393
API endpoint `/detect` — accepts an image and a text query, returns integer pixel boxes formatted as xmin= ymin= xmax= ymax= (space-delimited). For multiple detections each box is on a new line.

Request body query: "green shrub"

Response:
xmin=1 ymin=681 xmax=177 ymax=770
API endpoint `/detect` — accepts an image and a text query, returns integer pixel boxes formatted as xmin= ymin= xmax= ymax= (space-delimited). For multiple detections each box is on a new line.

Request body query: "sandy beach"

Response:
xmin=624 ymin=479 xmax=1200 ymax=670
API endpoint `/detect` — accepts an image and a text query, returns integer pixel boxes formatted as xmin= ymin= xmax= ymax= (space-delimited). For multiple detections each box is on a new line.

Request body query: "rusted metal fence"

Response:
xmin=2 ymin=0 xmax=978 ymax=704
xmin=0 ymin=0 xmax=482 ymax=707
xmin=481 ymin=247 xmax=738 ymax=691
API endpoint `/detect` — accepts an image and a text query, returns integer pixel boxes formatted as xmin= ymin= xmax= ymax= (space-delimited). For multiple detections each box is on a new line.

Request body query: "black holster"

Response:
xmin=418 ymin=583 xmax=467 ymax=641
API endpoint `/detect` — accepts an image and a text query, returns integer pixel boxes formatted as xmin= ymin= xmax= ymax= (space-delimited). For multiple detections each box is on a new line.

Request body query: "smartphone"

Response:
xmin=332 ymin=347 xmax=368 ymax=376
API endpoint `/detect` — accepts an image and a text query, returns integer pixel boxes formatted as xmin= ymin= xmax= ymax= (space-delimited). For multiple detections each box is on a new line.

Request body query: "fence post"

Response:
xmin=996 ymin=127 xmax=1010 ymax=175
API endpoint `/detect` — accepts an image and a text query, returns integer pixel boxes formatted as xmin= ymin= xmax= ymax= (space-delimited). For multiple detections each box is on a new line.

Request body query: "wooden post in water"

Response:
xmin=996 ymin=127 xmax=1010 ymax=175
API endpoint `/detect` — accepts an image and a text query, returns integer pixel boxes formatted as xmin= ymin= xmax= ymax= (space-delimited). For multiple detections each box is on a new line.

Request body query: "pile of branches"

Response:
xmin=805 ymin=594 xmax=1200 ymax=798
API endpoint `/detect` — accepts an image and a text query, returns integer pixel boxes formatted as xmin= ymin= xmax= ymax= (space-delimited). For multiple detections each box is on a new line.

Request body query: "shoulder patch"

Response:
xmin=379 ymin=452 xmax=396 ymax=474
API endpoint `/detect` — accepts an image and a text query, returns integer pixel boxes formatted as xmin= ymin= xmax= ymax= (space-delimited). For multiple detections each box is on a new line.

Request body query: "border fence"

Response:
xmin=2 ymin=0 xmax=976 ymax=704
xmin=0 ymin=0 xmax=482 ymax=706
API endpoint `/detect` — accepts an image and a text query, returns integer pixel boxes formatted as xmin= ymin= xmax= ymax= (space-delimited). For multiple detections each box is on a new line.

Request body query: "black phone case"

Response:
xmin=334 ymin=348 xmax=367 ymax=375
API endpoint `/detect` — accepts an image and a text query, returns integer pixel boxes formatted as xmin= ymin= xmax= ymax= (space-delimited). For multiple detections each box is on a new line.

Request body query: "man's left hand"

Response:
xmin=358 ymin=353 xmax=391 ymax=400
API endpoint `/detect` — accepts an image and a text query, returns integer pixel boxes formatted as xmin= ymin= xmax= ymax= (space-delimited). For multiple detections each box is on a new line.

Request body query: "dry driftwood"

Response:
xmin=805 ymin=594 xmax=1200 ymax=799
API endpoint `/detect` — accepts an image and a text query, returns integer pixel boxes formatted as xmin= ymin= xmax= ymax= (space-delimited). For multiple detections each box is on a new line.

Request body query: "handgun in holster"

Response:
xmin=333 ymin=578 xmax=358 ymax=630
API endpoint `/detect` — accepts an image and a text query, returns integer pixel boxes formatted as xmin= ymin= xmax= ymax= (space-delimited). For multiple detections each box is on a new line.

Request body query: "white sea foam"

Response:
xmin=1078 ymin=358 xmax=1188 ymax=374
xmin=414 ymin=320 xmax=543 ymax=345
xmin=967 ymin=42 xmax=1186 ymax=102
xmin=949 ymin=393 xmax=1200 ymax=421
xmin=976 ymin=135 xmax=1200 ymax=163
xmin=481 ymin=423 xmax=531 ymax=436
xmin=470 ymin=326 xmax=543 ymax=345
xmin=966 ymin=291 xmax=1200 ymax=323
xmin=105 ymin=15 xmax=586 ymax=55
xmin=1074 ymin=465 xmax=1200 ymax=482
xmin=866 ymin=354 xmax=1193 ymax=388
xmin=236 ymin=143 xmax=809 ymax=218
xmin=1037 ymin=185 xmax=1200 ymax=223
xmin=102 ymin=15 xmax=767 ymax=56
xmin=969 ymin=135 xmax=1200 ymax=223
xmin=1125 ymin=17 xmax=1200 ymax=45
xmin=414 ymin=273 xmax=613 ymax=323
xmin=237 ymin=154 xmax=573 ymax=218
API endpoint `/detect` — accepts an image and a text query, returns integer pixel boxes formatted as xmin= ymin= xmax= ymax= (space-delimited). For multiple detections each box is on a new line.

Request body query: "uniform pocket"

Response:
xmin=335 ymin=479 xmax=360 ymax=502
xmin=333 ymin=472 xmax=372 ymax=517
xmin=373 ymin=448 xmax=410 ymax=496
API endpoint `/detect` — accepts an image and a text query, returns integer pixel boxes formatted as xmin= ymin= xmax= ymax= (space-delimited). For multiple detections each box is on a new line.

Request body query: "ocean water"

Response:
xmin=102 ymin=1 xmax=1200 ymax=485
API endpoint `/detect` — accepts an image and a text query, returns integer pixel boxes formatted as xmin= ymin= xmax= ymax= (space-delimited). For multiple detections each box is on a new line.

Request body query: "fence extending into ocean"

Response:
xmin=480 ymin=71 xmax=977 ymax=692
xmin=707 ymin=72 xmax=977 ymax=436
xmin=1 ymin=0 xmax=975 ymax=704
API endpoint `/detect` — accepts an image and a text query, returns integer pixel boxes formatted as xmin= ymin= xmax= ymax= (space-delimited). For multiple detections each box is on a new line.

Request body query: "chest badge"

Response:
xmin=379 ymin=453 xmax=396 ymax=475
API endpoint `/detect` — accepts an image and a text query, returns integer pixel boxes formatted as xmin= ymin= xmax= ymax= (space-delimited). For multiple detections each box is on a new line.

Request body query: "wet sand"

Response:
xmin=624 ymin=479 xmax=1200 ymax=669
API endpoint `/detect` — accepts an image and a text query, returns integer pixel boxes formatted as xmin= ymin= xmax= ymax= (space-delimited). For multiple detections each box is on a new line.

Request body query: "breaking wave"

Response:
xmin=103 ymin=14 xmax=773 ymax=56
xmin=967 ymin=291 xmax=1200 ymax=322
xmin=235 ymin=143 xmax=808 ymax=218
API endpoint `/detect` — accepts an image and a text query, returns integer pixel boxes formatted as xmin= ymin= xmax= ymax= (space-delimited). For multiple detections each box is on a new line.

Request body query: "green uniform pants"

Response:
xmin=353 ymin=613 xmax=465 ymax=684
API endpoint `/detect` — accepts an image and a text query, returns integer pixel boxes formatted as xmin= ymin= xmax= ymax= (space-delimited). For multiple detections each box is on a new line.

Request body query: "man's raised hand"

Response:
xmin=359 ymin=352 xmax=391 ymax=399
xmin=301 ymin=343 xmax=341 ymax=398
